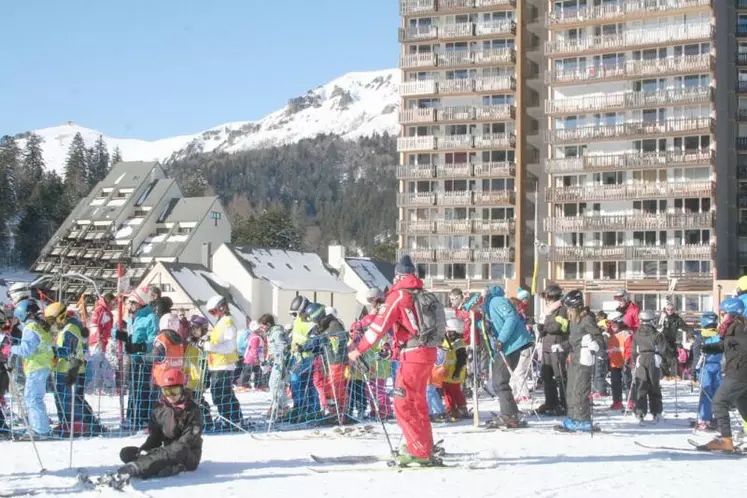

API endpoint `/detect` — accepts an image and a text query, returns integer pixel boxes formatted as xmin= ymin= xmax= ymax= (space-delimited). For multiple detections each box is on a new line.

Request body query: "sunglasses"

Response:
xmin=162 ymin=386 xmax=183 ymax=398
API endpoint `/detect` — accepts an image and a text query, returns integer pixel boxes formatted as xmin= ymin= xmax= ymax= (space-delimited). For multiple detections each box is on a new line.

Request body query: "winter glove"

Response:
xmin=376 ymin=343 xmax=392 ymax=361
xmin=550 ymin=344 xmax=564 ymax=353
xmin=493 ymin=340 xmax=503 ymax=352
xmin=198 ymin=336 xmax=211 ymax=351
xmin=587 ymin=341 xmax=600 ymax=353
xmin=65 ymin=359 xmax=83 ymax=386
xmin=115 ymin=329 xmax=129 ymax=342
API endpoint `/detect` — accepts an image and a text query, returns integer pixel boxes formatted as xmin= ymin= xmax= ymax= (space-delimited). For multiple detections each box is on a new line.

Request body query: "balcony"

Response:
xmin=547 ymin=244 xmax=713 ymax=262
xmin=739 ymin=109 xmax=747 ymax=122
xmin=738 ymin=137 xmax=747 ymax=151
xmin=440 ymin=22 xmax=475 ymax=40
xmin=546 ymin=0 xmax=713 ymax=28
xmin=547 ymin=54 xmax=713 ymax=85
xmin=398 ymin=218 xmax=514 ymax=235
xmin=739 ymin=0 xmax=747 ymax=8
xmin=401 ymin=108 xmax=436 ymax=124
xmin=473 ymin=248 xmax=514 ymax=262
xmin=739 ymin=81 xmax=747 ymax=93
xmin=544 ymin=212 xmax=714 ymax=232
xmin=738 ymin=53 xmax=747 ymax=65
xmin=474 ymin=219 xmax=514 ymax=234
xmin=400 ymin=0 xmax=436 ymax=15
xmin=475 ymin=20 xmax=516 ymax=37
xmin=544 ymin=117 xmax=714 ymax=145
xmin=400 ymin=48 xmax=515 ymax=69
xmin=400 ymin=76 xmax=516 ymax=97
xmin=398 ymin=220 xmax=436 ymax=234
xmin=545 ymin=181 xmax=714 ymax=202
xmin=399 ymin=25 xmax=438 ymax=43
xmin=398 ymin=249 xmax=436 ymax=263
xmin=545 ymin=150 xmax=714 ymax=174
xmin=738 ymin=25 xmax=747 ymax=37
xmin=397 ymin=133 xmax=516 ymax=152
xmin=438 ymin=219 xmax=473 ymax=234
xmin=552 ymin=274 xmax=712 ymax=293
xmin=397 ymin=161 xmax=516 ymax=179
xmin=398 ymin=190 xmax=516 ymax=207
xmin=546 ymin=25 xmax=714 ymax=57
xmin=545 ymin=87 xmax=712 ymax=115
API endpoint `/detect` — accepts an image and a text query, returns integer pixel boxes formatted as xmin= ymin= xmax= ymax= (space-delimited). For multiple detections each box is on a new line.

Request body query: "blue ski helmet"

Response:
xmin=720 ymin=297 xmax=744 ymax=315
xmin=305 ymin=303 xmax=325 ymax=323
xmin=700 ymin=311 xmax=718 ymax=329
xmin=13 ymin=299 xmax=40 ymax=323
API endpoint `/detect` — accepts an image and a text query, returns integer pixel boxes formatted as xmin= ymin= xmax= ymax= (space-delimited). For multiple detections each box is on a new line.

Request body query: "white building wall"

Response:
xmin=177 ymin=200 xmax=231 ymax=266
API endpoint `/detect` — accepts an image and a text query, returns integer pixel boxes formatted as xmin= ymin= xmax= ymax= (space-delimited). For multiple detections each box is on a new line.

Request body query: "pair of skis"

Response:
xmin=634 ymin=440 xmax=746 ymax=456
xmin=307 ymin=452 xmax=499 ymax=473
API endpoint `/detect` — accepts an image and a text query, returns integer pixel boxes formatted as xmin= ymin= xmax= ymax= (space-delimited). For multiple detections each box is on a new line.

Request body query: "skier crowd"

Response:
xmin=1 ymin=254 xmax=747 ymax=481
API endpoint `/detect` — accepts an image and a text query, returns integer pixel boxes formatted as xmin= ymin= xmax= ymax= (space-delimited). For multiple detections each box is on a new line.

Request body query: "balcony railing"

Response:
xmin=473 ymin=248 xmax=514 ymax=262
xmin=400 ymin=76 xmax=516 ymax=97
xmin=400 ymin=0 xmax=436 ymax=15
xmin=739 ymin=109 xmax=747 ymax=122
xmin=400 ymin=48 xmax=515 ymax=69
xmin=398 ymin=190 xmax=517 ymax=207
xmin=398 ymin=218 xmax=515 ymax=235
xmin=400 ymin=108 xmax=436 ymax=124
xmin=544 ymin=212 xmax=713 ymax=232
xmin=738 ymin=53 xmax=747 ymax=65
xmin=547 ymin=244 xmax=714 ymax=262
xmin=546 ymin=25 xmax=714 ymax=56
xmin=545 ymin=150 xmax=714 ymax=174
xmin=544 ymin=117 xmax=714 ymax=144
xmin=545 ymin=181 xmax=714 ymax=202
xmin=440 ymin=22 xmax=474 ymax=40
xmin=739 ymin=81 xmax=747 ymax=93
xmin=545 ymin=87 xmax=712 ymax=115
xmin=397 ymin=133 xmax=516 ymax=151
xmin=546 ymin=0 xmax=713 ymax=27
xmin=396 ymin=161 xmax=516 ymax=179
xmin=739 ymin=0 xmax=747 ymax=8
xmin=398 ymin=25 xmax=438 ymax=43
xmin=402 ymin=104 xmax=513 ymax=124
xmin=738 ymin=137 xmax=747 ymax=150
xmin=547 ymin=54 xmax=713 ymax=85
xmin=738 ymin=25 xmax=747 ymax=37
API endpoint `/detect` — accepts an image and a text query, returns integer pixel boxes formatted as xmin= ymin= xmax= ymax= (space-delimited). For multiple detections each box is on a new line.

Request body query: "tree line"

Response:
xmin=0 ymin=132 xmax=122 ymax=268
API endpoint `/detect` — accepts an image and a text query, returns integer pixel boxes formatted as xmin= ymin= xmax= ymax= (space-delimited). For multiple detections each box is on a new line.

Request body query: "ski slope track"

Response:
xmin=1 ymin=381 xmax=742 ymax=498
xmin=14 ymin=68 xmax=401 ymax=175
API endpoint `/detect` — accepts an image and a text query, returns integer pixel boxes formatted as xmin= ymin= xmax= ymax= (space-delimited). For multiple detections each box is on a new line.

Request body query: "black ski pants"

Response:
xmin=121 ymin=444 xmax=201 ymax=479
xmin=491 ymin=349 xmax=521 ymax=417
xmin=713 ymin=377 xmax=747 ymax=438
xmin=540 ymin=351 xmax=567 ymax=409
xmin=566 ymin=358 xmax=591 ymax=422
xmin=635 ymin=364 xmax=662 ymax=417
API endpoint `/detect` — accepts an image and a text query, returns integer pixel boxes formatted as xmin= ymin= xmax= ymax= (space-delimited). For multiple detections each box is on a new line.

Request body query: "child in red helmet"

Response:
xmin=116 ymin=368 xmax=203 ymax=482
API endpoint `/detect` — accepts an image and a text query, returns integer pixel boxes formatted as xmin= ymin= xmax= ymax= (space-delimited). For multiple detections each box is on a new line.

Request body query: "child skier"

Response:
xmin=695 ymin=311 xmax=721 ymax=431
xmin=697 ymin=298 xmax=747 ymax=452
xmin=427 ymin=348 xmax=447 ymax=422
xmin=117 ymin=368 xmax=202 ymax=482
xmin=183 ymin=315 xmax=214 ymax=431
xmin=631 ymin=310 xmax=671 ymax=423
xmin=605 ymin=311 xmax=630 ymax=411
xmin=239 ymin=321 xmax=265 ymax=390
xmin=258 ymin=314 xmax=289 ymax=418
xmin=442 ymin=318 xmax=469 ymax=419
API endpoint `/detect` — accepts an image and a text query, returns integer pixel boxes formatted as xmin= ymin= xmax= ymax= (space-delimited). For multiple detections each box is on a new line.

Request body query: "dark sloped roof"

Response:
xmin=345 ymin=257 xmax=394 ymax=290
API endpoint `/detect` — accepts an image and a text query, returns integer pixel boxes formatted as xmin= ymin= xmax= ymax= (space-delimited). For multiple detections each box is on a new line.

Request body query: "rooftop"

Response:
xmin=345 ymin=257 xmax=394 ymax=291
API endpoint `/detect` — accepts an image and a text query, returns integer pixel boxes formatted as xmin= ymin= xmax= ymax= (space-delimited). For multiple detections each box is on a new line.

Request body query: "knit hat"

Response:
xmin=249 ymin=320 xmax=260 ymax=332
xmin=127 ymin=287 xmax=151 ymax=306
xmin=395 ymin=254 xmax=416 ymax=275
xmin=516 ymin=288 xmax=530 ymax=301
xmin=159 ymin=312 xmax=181 ymax=332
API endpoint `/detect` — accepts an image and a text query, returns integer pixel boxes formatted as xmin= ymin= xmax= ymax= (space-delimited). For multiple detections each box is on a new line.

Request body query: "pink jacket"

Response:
xmin=243 ymin=332 xmax=266 ymax=365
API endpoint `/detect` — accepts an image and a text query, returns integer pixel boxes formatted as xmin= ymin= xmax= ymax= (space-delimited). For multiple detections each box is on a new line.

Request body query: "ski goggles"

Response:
xmin=161 ymin=386 xmax=184 ymax=398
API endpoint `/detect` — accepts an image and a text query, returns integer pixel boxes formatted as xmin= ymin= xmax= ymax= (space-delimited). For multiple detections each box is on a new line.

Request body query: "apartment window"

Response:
xmin=482 ymin=94 xmax=514 ymax=105
xmin=593 ymin=261 xmax=625 ymax=280
xmin=482 ymin=150 xmax=514 ymax=162
xmin=444 ymin=208 xmax=470 ymax=220
xmin=489 ymin=263 xmax=514 ymax=279
xmin=483 ymin=39 xmax=514 ymax=50
xmin=554 ymin=57 xmax=586 ymax=74
xmin=408 ymin=180 xmax=436 ymax=193
xmin=446 ymin=236 xmax=470 ymax=250
xmin=642 ymin=108 xmax=665 ymax=123
xmin=674 ymin=135 xmax=710 ymax=152
xmin=482 ymin=10 xmax=514 ymax=21
xmin=444 ymin=179 xmax=469 ymax=192
xmin=601 ymin=231 xmax=623 ymax=246
xmin=559 ymin=174 xmax=586 ymax=187
xmin=482 ymin=178 xmax=514 ymax=191
xmin=633 ymin=79 xmax=664 ymax=93
xmin=674 ymin=261 xmax=711 ymax=276
xmin=563 ymin=262 xmax=585 ymax=279
xmin=409 ymin=153 xmax=437 ymax=165
xmin=595 ymin=23 xmax=622 ymax=37
xmin=634 ymin=139 xmax=666 ymax=153
xmin=562 ymin=145 xmax=587 ymax=158
xmin=445 ymin=152 xmax=471 ymax=164
xmin=633 ymin=48 xmax=666 ymax=61
xmin=631 ymin=261 xmax=667 ymax=278
xmin=632 ymin=231 xmax=666 ymax=246
xmin=674 ymin=197 xmax=710 ymax=213
xmin=412 ymin=98 xmax=440 ymax=109
xmin=672 ymin=167 xmax=710 ymax=181
xmin=593 ymin=171 xmax=623 ymax=185
xmin=445 ymin=264 xmax=467 ymax=280
xmin=674 ymin=43 xmax=710 ymax=57
xmin=597 ymin=52 xmax=624 ymax=69
xmin=159 ymin=283 xmax=173 ymax=293
xmin=446 ymin=124 xmax=473 ymax=136
xmin=633 ymin=200 xmax=667 ymax=214
xmin=594 ymin=112 xmax=620 ymax=127
xmin=482 ymin=235 xmax=508 ymax=249
xmin=482 ymin=207 xmax=514 ymax=220
xmin=408 ymin=125 xmax=438 ymax=136
xmin=675 ymin=229 xmax=710 ymax=245
xmin=632 ymin=169 xmax=667 ymax=183
xmin=633 ymin=294 xmax=660 ymax=311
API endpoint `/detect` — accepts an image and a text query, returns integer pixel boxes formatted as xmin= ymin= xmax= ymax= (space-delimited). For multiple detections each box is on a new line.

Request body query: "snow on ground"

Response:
xmin=0 ymin=381 xmax=743 ymax=498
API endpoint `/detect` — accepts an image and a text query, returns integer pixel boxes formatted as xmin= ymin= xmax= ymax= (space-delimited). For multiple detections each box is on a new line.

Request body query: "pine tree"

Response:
xmin=232 ymin=207 xmax=303 ymax=250
xmin=64 ymin=132 xmax=88 ymax=202
xmin=0 ymin=136 xmax=21 ymax=266
xmin=20 ymin=133 xmax=45 ymax=202
xmin=86 ymin=135 xmax=110 ymax=186
xmin=111 ymin=146 xmax=123 ymax=166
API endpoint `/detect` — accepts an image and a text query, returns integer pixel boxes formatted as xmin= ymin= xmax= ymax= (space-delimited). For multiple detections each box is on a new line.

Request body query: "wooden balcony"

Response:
xmin=400 ymin=76 xmax=516 ymax=98
xmin=545 ymin=150 xmax=714 ymax=174
xmin=544 ymin=212 xmax=714 ymax=232
xmin=544 ymin=117 xmax=714 ymax=145
xmin=545 ymin=181 xmax=714 ymax=203
xmin=472 ymin=248 xmax=514 ymax=262
xmin=437 ymin=248 xmax=473 ymax=262
xmin=545 ymin=87 xmax=713 ymax=116
xmin=546 ymin=54 xmax=714 ymax=86
xmin=547 ymin=244 xmax=714 ymax=262
xmin=546 ymin=25 xmax=714 ymax=57
xmin=546 ymin=0 xmax=713 ymax=29
xmin=397 ymin=133 xmax=516 ymax=152
xmin=396 ymin=161 xmax=515 ymax=180
xmin=398 ymin=249 xmax=436 ymax=263
xmin=552 ymin=274 xmax=713 ymax=293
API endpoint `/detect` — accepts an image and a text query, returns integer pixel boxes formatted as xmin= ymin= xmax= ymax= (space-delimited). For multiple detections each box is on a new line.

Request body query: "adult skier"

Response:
xmin=556 ymin=290 xmax=600 ymax=433
xmin=483 ymin=285 xmax=533 ymax=429
xmin=348 ymin=255 xmax=439 ymax=466
xmin=631 ymin=310 xmax=670 ymax=423
xmin=538 ymin=284 xmax=568 ymax=416
xmin=8 ymin=299 xmax=54 ymax=437
xmin=659 ymin=302 xmax=689 ymax=379
xmin=306 ymin=304 xmax=349 ymax=420
xmin=697 ymin=297 xmax=747 ymax=452
xmin=614 ymin=289 xmax=640 ymax=333
xmin=288 ymin=295 xmax=319 ymax=420
xmin=202 ymin=295 xmax=243 ymax=430
xmin=116 ymin=368 xmax=202 ymax=482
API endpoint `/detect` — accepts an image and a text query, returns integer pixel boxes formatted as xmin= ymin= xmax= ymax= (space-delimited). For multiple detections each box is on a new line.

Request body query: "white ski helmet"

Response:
xmin=206 ymin=295 xmax=227 ymax=313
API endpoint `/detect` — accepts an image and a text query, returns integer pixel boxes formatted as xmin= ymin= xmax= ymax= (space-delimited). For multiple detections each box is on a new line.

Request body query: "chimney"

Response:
xmin=202 ymin=242 xmax=212 ymax=271
xmin=328 ymin=244 xmax=346 ymax=270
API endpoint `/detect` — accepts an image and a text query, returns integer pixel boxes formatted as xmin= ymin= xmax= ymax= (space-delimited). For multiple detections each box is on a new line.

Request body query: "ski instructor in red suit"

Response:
xmin=348 ymin=255 xmax=438 ymax=465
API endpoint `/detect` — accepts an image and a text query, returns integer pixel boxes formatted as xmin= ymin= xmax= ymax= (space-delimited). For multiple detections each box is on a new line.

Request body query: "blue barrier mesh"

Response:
xmin=0 ymin=341 xmax=499 ymax=439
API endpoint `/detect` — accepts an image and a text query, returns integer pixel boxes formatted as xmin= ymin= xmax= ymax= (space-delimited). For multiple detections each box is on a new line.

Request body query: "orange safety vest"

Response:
xmin=607 ymin=330 xmax=630 ymax=369
xmin=152 ymin=332 xmax=186 ymax=387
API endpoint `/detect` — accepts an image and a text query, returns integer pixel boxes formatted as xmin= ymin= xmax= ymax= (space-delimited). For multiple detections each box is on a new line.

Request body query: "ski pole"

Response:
xmin=69 ymin=376 xmax=76 ymax=469
xmin=674 ymin=366 xmax=679 ymax=418
xmin=554 ymin=352 xmax=567 ymax=413
xmin=590 ymin=356 xmax=595 ymax=439
xmin=7 ymin=370 xmax=45 ymax=473
xmin=624 ymin=365 xmax=636 ymax=417
xmin=358 ymin=357 xmax=396 ymax=458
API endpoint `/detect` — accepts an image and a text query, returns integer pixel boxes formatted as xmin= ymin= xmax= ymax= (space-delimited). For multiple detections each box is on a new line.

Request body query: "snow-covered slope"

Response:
xmin=15 ymin=69 xmax=400 ymax=175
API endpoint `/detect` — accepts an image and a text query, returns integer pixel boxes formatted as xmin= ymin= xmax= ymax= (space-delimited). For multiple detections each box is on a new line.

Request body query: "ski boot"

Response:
xmin=635 ymin=411 xmax=645 ymax=424
xmin=609 ymin=401 xmax=623 ymax=411
xmin=652 ymin=414 xmax=662 ymax=424
xmin=698 ymin=437 xmax=734 ymax=452
xmin=395 ymin=449 xmax=442 ymax=467
xmin=485 ymin=413 xmax=524 ymax=429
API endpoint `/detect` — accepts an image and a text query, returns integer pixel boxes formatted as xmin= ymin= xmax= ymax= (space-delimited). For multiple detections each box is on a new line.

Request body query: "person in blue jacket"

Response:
xmin=483 ymin=286 xmax=534 ymax=428
xmin=695 ymin=311 xmax=722 ymax=431
xmin=118 ymin=288 xmax=159 ymax=430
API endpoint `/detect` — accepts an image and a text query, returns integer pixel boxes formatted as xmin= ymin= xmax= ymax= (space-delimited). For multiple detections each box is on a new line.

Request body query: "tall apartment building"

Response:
xmin=543 ymin=0 xmax=732 ymax=314
xmin=397 ymin=0 xmax=533 ymax=298
xmin=737 ymin=0 xmax=747 ymax=274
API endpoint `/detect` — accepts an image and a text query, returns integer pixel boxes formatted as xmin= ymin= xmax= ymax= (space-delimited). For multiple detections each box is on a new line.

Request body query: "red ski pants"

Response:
xmin=394 ymin=360 xmax=434 ymax=459
xmin=442 ymin=382 xmax=466 ymax=412
xmin=325 ymin=364 xmax=348 ymax=415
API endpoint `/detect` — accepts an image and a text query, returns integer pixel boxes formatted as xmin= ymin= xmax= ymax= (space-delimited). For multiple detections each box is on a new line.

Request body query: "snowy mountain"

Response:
xmin=15 ymin=69 xmax=400 ymax=175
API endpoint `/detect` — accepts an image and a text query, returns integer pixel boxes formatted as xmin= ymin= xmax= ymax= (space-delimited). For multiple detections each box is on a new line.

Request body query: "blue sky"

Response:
xmin=0 ymin=0 xmax=398 ymax=140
